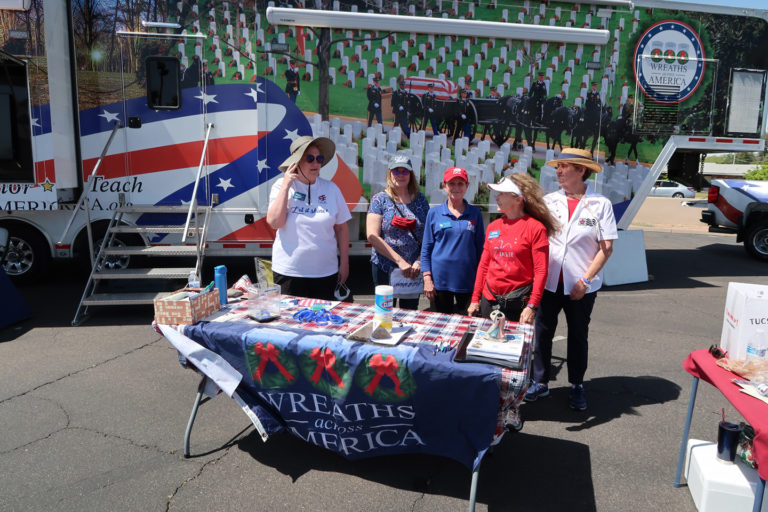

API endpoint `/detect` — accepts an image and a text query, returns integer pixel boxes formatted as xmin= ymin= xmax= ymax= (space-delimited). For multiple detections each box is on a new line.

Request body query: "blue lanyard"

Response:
xmin=292 ymin=308 xmax=344 ymax=326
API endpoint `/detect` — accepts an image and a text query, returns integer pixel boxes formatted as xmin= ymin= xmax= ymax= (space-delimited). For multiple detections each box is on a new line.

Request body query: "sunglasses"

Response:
xmin=304 ymin=154 xmax=325 ymax=164
xmin=709 ymin=345 xmax=726 ymax=359
xmin=390 ymin=168 xmax=411 ymax=176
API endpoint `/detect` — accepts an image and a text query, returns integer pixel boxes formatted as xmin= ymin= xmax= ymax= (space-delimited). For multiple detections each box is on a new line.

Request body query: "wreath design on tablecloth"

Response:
xmin=244 ymin=341 xmax=298 ymax=389
xmin=298 ymin=347 xmax=352 ymax=399
xmin=354 ymin=353 xmax=416 ymax=402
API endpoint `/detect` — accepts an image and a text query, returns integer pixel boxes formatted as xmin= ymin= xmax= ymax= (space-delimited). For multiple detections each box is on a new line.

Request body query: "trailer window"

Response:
xmin=146 ymin=57 xmax=181 ymax=110
xmin=0 ymin=51 xmax=34 ymax=183
xmin=726 ymin=69 xmax=767 ymax=137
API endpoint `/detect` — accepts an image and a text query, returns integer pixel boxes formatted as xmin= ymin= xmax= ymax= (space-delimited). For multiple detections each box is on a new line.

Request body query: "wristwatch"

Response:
xmin=526 ymin=302 xmax=538 ymax=311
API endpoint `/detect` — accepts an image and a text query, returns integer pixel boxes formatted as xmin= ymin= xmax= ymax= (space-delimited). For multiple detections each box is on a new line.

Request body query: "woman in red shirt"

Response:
xmin=467 ymin=173 xmax=559 ymax=324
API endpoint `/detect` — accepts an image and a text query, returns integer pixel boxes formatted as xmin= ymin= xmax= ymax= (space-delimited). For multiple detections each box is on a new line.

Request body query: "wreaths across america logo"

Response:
xmin=633 ymin=20 xmax=706 ymax=104
xmin=242 ymin=334 xmax=423 ymax=457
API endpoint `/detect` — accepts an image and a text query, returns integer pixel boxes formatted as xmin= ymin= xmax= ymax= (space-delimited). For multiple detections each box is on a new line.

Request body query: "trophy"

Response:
xmin=487 ymin=309 xmax=506 ymax=340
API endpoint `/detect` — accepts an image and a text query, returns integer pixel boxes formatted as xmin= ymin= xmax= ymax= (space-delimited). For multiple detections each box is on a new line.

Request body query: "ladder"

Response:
xmin=71 ymin=204 xmax=211 ymax=325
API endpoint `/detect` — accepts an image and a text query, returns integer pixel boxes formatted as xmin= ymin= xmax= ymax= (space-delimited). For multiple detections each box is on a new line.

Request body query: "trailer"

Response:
xmin=0 ymin=1 xmax=766 ymax=318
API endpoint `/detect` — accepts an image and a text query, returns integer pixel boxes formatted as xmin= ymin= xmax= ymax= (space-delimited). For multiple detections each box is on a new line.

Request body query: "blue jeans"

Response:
xmin=371 ymin=262 xmax=419 ymax=310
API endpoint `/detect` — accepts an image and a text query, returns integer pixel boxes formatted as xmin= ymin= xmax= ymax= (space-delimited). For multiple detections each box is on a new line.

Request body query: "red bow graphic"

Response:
xmin=364 ymin=353 xmax=405 ymax=396
xmin=253 ymin=342 xmax=295 ymax=383
xmin=309 ymin=347 xmax=345 ymax=388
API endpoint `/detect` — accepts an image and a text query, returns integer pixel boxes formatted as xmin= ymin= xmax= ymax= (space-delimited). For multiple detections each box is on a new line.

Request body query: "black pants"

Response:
xmin=479 ymin=294 xmax=525 ymax=322
xmin=533 ymin=282 xmax=597 ymax=386
xmin=433 ymin=290 xmax=471 ymax=315
xmin=367 ymin=109 xmax=382 ymax=126
xmin=273 ymin=272 xmax=338 ymax=301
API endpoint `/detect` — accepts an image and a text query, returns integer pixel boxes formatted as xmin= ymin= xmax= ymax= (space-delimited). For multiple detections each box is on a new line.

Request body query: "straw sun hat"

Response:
xmin=545 ymin=148 xmax=603 ymax=174
xmin=278 ymin=135 xmax=335 ymax=172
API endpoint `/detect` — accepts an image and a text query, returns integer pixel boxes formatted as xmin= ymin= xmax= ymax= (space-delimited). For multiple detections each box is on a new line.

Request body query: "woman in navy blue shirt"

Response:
xmin=421 ymin=167 xmax=485 ymax=315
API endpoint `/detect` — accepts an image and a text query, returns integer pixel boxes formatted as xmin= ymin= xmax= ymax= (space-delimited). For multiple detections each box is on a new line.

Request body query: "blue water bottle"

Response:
xmin=214 ymin=265 xmax=228 ymax=305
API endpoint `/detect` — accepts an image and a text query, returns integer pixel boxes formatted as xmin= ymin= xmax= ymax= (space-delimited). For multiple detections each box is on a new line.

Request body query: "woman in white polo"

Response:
xmin=524 ymin=148 xmax=618 ymax=411
xmin=266 ymin=136 xmax=351 ymax=300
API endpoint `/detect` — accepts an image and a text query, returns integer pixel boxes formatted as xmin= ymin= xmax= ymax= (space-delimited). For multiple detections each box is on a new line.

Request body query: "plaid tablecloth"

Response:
xmin=195 ymin=297 xmax=533 ymax=440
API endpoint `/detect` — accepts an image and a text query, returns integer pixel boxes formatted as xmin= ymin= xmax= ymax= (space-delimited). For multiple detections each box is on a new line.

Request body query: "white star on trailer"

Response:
xmin=195 ymin=91 xmax=218 ymax=105
xmin=216 ymin=177 xmax=234 ymax=191
xmin=98 ymin=110 xmax=120 ymax=123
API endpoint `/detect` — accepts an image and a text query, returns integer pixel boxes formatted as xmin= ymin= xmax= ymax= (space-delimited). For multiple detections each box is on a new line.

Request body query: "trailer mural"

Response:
xmin=0 ymin=0 xmax=766 ymax=280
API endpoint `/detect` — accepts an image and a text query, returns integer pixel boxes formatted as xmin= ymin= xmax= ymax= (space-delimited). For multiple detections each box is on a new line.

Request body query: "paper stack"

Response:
xmin=465 ymin=330 xmax=526 ymax=368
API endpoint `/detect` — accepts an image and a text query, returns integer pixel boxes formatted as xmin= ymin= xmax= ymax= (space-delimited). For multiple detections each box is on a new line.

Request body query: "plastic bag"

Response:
xmin=737 ymin=424 xmax=758 ymax=469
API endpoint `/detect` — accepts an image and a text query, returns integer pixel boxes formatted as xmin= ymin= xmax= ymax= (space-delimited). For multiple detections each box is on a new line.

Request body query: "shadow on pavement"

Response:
xmin=602 ymin=244 xmax=766 ymax=293
xmin=522 ymin=375 xmax=681 ymax=432
xmin=236 ymin=429 xmax=596 ymax=511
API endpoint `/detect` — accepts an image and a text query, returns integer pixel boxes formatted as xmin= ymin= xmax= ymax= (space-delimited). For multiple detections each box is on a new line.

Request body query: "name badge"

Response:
xmin=488 ymin=230 xmax=500 ymax=239
xmin=293 ymin=191 xmax=306 ymax=201
xmin=439 ymin=221 xmax=451 ymax=230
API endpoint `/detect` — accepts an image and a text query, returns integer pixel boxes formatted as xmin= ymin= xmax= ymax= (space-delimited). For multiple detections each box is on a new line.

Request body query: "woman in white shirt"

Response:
xmin=267 ymin=136 xmax=351 ymax=300
xmin=524 ymin=148 xmax=617 ymax=411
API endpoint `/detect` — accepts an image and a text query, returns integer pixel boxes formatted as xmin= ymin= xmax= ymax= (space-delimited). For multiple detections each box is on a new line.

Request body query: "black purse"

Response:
xmin=485 ymin=282 xmax=533 ymax=309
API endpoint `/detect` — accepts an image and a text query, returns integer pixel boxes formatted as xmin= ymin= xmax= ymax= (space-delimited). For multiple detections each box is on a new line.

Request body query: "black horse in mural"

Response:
xmin=602 ymin=116 xmax=643 ymax=165
xmin=571 ymin=106 xmax=611 ymax=156
xmin=513 ymin=95 xmax=541 ymax=151
xmin=544 ymin=105 xmax=576 ymax=151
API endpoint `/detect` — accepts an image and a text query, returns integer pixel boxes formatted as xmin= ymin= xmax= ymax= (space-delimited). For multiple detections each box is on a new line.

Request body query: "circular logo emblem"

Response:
xmin=633 ymin=20 xmax=705 ymax=104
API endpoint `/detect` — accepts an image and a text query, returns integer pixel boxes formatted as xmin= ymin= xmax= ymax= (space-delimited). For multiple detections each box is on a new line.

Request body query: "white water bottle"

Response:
xmin=745 ymin=329 xmax=768 ymax=361
xmin=188 ymin=270 xmax=201 ymax=289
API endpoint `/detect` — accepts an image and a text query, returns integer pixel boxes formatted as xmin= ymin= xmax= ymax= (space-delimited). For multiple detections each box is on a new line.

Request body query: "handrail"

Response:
xmin=182 ymin=123 xmax=214 ymax=244
xmin=57 ymin=121 xmax=123 ymax=247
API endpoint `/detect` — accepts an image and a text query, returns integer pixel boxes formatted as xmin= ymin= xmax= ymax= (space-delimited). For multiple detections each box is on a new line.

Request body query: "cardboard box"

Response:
xmin=684 ymin=439 xmax=767 ymax=512
xmin=154 ymin=288 xmax=221 ymax=325
xmin=720 ymin=282 xmax=768 ymax=360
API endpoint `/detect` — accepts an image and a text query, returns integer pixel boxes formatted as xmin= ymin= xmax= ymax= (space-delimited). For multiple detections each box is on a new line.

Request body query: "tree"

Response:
xmin=745 ymin=162 xmax=768 ymax=180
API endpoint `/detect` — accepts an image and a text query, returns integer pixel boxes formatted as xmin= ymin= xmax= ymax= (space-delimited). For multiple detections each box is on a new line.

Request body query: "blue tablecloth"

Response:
xmin=183 ymin=320 xmax=507 ymax=470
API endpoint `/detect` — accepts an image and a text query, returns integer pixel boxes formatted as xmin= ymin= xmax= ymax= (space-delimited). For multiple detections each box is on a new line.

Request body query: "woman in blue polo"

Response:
xmin=421 ymin=167 xmax=485 ymax=315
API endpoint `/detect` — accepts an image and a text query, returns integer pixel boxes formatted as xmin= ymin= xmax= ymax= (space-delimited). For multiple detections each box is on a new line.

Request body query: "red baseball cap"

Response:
xmin=443 ymin=166 xmax=468 ymax=183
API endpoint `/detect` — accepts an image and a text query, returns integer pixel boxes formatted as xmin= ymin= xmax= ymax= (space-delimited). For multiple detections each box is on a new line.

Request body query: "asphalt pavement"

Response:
xmin=2 ymin=224 xmax=767 ymax=511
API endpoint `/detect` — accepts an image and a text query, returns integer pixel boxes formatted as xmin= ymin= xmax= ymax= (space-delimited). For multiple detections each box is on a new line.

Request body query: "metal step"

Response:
xmin=116 ymin=205 xmax=206 ymax=214
xmin=92 ymin=267 xmax=195 ymax=280
xmin=110 ymin=225 xmax=202 ymax=234
xmin=81 ymin=291 xmax=172 ymax=306
xmin=102 ymin=245 xmax=199 ymax=256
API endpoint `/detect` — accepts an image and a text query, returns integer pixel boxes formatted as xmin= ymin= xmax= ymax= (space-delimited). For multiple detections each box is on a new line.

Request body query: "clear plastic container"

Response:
xmin=745 ymin=329 xmax=768 ymax=361
xmin=188 ymin=270 xmax=200 ymax=288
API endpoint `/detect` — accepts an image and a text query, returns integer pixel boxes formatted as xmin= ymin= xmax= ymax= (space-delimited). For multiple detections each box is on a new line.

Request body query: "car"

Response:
xmin=649 ymin=180 xmax=696 ymax=198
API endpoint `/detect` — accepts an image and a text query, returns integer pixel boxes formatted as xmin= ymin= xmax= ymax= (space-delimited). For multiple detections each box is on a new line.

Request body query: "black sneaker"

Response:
xmin=524 ymin=382 xmax=550 ymax=402
xmin=569 ymin=384 xmax=587 ymax=411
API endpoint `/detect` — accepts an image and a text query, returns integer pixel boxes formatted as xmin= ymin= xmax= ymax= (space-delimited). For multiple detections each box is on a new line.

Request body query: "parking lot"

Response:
xmin=1 ymin=224 xmax=767 ymax=511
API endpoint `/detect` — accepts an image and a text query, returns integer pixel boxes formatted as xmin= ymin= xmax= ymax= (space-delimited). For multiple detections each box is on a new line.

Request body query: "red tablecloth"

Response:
xmin=684 ymin=349 xmax=768 ymax=480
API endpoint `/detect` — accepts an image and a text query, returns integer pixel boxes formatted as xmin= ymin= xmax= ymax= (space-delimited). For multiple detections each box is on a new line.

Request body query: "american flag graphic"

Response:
xmin=36 ymin=78 xmax=364 ymax=243
xmin=401 ymin=76 xmax=459 ymax=100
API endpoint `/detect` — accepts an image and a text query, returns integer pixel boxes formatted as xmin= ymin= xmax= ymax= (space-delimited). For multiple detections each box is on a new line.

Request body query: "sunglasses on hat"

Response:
xmin=305 ymin=154 xmax=325 ymax=164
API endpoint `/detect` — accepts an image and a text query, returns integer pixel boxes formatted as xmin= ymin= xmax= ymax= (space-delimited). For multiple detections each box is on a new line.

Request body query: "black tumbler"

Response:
xmin=717 ymin=421 xmax=743 ymax=463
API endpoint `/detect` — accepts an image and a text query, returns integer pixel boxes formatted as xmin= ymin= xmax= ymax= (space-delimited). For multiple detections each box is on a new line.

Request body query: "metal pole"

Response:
xmin=184 ymin=376 xmax=208 ymax=458
xmin=182 ymin=123 xmax=214 ymax=244
xmin=674 ymin=376 xmax=699 ymax=487
xmin=57 ymin=122 xmax=122 ymax=246
xmin=468 ymin=460 xmax=481 ymax=512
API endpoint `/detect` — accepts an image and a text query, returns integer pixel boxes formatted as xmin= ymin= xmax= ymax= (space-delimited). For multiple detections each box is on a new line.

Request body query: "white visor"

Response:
xmin=488 ymin=177 xmax=522 ymax=196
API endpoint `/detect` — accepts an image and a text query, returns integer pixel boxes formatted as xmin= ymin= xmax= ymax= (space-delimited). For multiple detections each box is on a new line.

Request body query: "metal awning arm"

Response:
xmin=182 ymin=123 xmax=214 ymax=244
